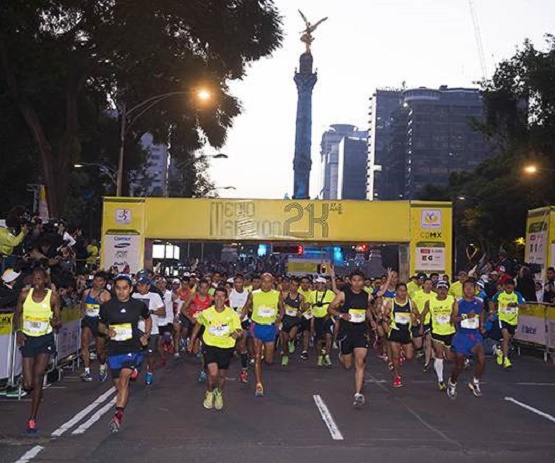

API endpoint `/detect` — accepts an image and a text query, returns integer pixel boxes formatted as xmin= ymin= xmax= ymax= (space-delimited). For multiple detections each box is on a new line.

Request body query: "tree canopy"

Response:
xmin=0 ymin=0 xmax=283 ymax=217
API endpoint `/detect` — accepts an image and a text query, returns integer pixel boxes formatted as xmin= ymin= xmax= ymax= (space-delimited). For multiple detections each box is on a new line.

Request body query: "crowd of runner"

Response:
xmin=9 ymin=258 xmax=534 ymax=435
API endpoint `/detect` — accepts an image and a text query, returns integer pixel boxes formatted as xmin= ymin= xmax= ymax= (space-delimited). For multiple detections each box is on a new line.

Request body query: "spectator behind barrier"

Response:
xmin=0 ymin=268 xmax=23 ymax=308
xmin=0 ymin=215 xmax=29 ymax=271
xmin=516 ymin=266 xmax=537 ymax=302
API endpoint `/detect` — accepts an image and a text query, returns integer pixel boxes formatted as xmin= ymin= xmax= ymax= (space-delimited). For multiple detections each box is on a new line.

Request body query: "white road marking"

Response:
xmin=505 ymin=397 xmax=555 ymax=424
xmin=72 ymin=397 xmax=116 ymax=435
xmin=516 ymin=383 xmax=555 ymax=386
xmin=14 ymin=445 xmax=44 ymax=463
xmin=313 ymin=394 xmax=344 ymax=440
xmin=51 ymin=387 xmax=116 ymax=437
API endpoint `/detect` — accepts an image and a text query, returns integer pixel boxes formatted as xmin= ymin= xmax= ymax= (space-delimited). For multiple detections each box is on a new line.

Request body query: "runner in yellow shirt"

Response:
xmin=190 ymin=287 xmax=242 ymax=410
xmin=411 ymin=277 xmax=435 ymax=371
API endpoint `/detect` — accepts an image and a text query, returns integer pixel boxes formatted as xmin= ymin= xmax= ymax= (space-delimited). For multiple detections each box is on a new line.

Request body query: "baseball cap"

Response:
xmin=315 ymin=277 xmax=326 ymax=284
xmin=172 ymin=278 xmax=180 ymax=284
xmin=476 ymin=280 xmax=485 ymax=289
xmin=2 ymin=269 xmax=20 ymax=284
xmin=436 ymin=281 xmax=449 ymax=289
xmin=227 ymin=277 xmax=234 ymax=284
xmin=137 ymin=276 xmax=150 ymax=285
xmin=417 ymin=272 xmax=427 ymax=279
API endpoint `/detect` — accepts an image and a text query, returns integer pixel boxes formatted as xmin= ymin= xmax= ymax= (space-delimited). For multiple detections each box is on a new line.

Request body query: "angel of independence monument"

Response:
xmin=292 ymin=12 xmax=328 ymax=199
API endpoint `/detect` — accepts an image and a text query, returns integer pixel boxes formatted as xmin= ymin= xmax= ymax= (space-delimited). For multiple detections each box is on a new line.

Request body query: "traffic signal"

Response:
xmin=272 ymin=244 xmax=304 ymax=254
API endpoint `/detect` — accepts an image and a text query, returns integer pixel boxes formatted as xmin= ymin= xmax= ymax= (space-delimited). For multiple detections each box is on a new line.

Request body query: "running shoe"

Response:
xmin=503 ymin=357 xmax=513 ymax=369
xmin=249 ymin=358 xmax=255 ymax=368
xmin=80 ymin=371 xmax=93 ymax=382
xmin=214 ymin=389 xmax=224 ymax=410
xmin=130 ymin=368 xmax=139 ymax=382
xmin=495 ymin=347 xmax=503 ymax=366
xmin=447 ymin=379 xmax=457 ymax=400
xmin=98 ymin=367 xmax=108 ymax=383
xmin=388 ymin=362 xmax=394 ymax=371
xmin=300 ymin=351 xmax=309 ymax=360
xmin=26 ymin=419 xmax=37 ymax=434
xmin=281 ymin=355 xmax=289 ymax=367
xmin=173 ymin=352 xmax=181 ymax=359
xmin=109 ymin=416 xmax=121 ymax=434
xmin=353 ymin=393 xmax=365 ymax=408
xmin=198 ymin=370 xmax=208 ymax=383
xmin=438 ymin=381 xmax=446 ymax=391
xmin=255 ymin=383 xmax=264 ymax=397
xmin=288 ymin=340 xmax=295 ymax=354
xmin=317 ymin=356 xmax=323 ymax=367
xmin=468 ymin=381 xmax=482 ymax=397
xmin=203 ymin=391 xmax=214 ymax=410
xmin=323 ymin=354 xmax=332 ymax=367
xmin=423 ymin=362 xmax=431 ymax=373
xmin=393 ymin=375 xmax=403 ymax=388
xmin=240 ymin=370 xmax=248 ymax=384
xmin=145 ymin=372 xmax=153 ymax=385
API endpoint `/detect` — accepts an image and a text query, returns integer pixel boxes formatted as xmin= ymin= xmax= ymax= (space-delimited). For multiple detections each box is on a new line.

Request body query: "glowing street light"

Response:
xmin=523 ymin=165 xmax=538 ymax=175
xmin=197 ymin=89 xmax=212 ymax=101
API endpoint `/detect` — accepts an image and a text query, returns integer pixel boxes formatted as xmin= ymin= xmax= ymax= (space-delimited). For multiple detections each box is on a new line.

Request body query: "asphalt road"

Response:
xmin=1 ymin=347 xmax=554 ymax=463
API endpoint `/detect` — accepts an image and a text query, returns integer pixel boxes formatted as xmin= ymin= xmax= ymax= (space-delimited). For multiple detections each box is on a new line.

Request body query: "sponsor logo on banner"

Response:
xmin=115 ymin=208 xmax=132 ymax=224
xmin=421 ymin=210 xmax=441 ymax=230
xmin=104 ymin=234 xmax=141 ymax=273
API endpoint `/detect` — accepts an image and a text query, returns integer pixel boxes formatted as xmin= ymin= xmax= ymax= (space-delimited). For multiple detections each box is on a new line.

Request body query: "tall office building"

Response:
xmin=368 ymin=86 xmax=495 ymax=200
xmin=337 ymin=132 xmax=368 ymax=200
xmin=130 ymin=133 xmax=169 ymax=197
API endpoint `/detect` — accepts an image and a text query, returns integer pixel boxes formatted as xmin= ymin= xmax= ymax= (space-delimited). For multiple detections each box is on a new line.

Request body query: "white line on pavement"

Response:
xmin=51 ymin=387 xmax=116 ymax=437
xmin=71 ymin=397 xmax=116 ymax=435
xmin=313 ymin=395 xmax=344 ymax=441
xmin=505 ymin=397 xmax=555 ymax=424
xmin=516 ymin=383 xmax=555 ymax=386
xmin=14 ymin=445 xmax=44 ymax=463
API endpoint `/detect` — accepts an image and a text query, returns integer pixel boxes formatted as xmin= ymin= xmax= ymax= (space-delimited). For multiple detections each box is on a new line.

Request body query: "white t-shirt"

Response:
xmin=133 ymin=291 xmax=164 ymax=335
xmin=229 ymin=288 xmax=249 ymax=321
xmin=159 ymin=290 xmax=174 ymax=326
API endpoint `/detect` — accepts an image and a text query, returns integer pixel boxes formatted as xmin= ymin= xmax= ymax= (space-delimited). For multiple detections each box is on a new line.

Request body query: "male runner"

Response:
xmin=328 ymin=270 xmax=373 ymax=408
xmin=229 ymin=274 xmax=250 ymax=383
xmin=80 ymin=271 xmax=111 ymax=382
xmin=449 ymin=271 xmax=468 ymax=299
xmin=411 ymin=277 xmax=434 ymax=371
xmin=490 ymin=279 xmax=524 ymax=369
xmin=280 ymin=277 xmax=304 ymax=366
xmin=99 ymin=274 xmax=151 ymax=433
xmin=298 ymin=276 xmax=314 ymax=360
xmin=420 ymin=281 xmax=456 ymax=390
xmin=172 ymin=275 xmax=195 ymax=357
xmin=243 ymin=273 xmax=283 ymax=397
xmin=132 ymin=276 xmax=164 ymax=385
xmin=155 ymin=277 xmax=175 ymax=365
xmin=14 ymin=267 xmax=61 ymax=433
xmin=190 ymin=287 xmax=242 ymax=410
xmin=447 ymin=280 xmax=486 ymax=399
xmin=312 ymin=276 xmax=335 ymax=367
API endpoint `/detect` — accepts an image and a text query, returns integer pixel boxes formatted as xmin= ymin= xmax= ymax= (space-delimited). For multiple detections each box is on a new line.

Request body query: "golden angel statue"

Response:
xmin=299 ymin=10 xmax=328 ymax=54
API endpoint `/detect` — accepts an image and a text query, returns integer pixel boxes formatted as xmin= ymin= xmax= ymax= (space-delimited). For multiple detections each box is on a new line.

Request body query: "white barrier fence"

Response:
xmin=0 ymin=306 xmax=82 ymax=392
xmin=513 ymin=303 xmax=555 ymax=363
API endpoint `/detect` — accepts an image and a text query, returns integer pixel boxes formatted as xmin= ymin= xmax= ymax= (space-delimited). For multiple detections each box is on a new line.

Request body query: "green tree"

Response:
xmin=0 ymin=0 xmax=283 ymax=217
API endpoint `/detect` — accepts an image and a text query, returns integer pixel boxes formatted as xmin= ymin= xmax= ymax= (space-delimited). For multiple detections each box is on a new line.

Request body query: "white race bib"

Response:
xmin=208 ymin=324 xmax=230 ymax=337
xmin=394 ymin=313 xmax=411 ymax=325
xmin=436 ymin=314 xmax=451 ymax=325
xmin=302 ymin=310 xmax=313 ymax=320
xmin=461 ymin=317 xmax=479 ymax=329
xmin=85 ymin=304 xmax=100 ymax=317
xmin=285 ymin=308 xmax=298 ymax=317
xmin=23 ymin=317 xmax=50 ymax=336
xmin=258 ymin=307 xmax=276 ymax=318
xmin=349 ymin=309 xmax=366 ymax=323
xmin=112 ymin=323 xmax=133 ymax=341
xmin=501 ymin=306 xmax=517 ymax=315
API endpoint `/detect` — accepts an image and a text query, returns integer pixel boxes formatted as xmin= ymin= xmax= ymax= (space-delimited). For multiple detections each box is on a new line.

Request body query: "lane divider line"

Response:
xmin=14 ymin=445 xmax=44 ymax=463
xmin=51 ymin=387 xmax=116 ymax=437
xmin=72 ymin=397 xmax=116 ymax=435
xmin=313 ymin=394 xmax=344 ymax=440
xmin=505 ymin=397 xmax=555 ymax=424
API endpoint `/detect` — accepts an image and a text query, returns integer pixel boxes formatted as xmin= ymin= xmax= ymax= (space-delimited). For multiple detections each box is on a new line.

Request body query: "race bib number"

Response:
xmin=85 ymin=303 xmax=100 ymax=317
xmin=23 ymin=317 xmax=50 ymax=336
xmin=208 ymin=324 xmax=230 ymax=337
xmin=501 ymin=306 xmax=517 ymax=315
xmin=258 ymin=307 xmax=276 ymax=318
xmin=435 ymin=314 xmax=451 ymax=325
xmin=461 ymin=317 xmax=479 ymax=329
xmin=394 ymin=313 xmax=411 ymax=325
xmin=112 ymin=323 xmax=133 ymax=341
xmin=349 ymin=309 xmax=366 ymax=323
xmin=302 ymin=310 xmax=313 ymax=320
xmin=285 ymin=308 xmax=298 ymax=317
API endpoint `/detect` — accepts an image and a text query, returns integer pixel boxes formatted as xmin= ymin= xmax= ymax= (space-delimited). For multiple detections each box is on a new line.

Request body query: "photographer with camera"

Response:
xmin=0 ymin=215 xmax=30 ymax=273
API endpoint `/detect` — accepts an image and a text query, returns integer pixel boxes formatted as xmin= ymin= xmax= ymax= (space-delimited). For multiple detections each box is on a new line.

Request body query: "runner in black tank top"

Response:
xmin=328 ymin=270 xmax=372 ymax=409
xmin=280 ymin=278 xmax=304 ymax=367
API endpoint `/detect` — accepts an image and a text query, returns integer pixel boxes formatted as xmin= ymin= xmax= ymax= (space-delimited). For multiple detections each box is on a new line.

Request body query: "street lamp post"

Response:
xmin=116 ymin=89 xmax=212 ymax=196
xmin=74 ymin=162 xmax=118 ymax=188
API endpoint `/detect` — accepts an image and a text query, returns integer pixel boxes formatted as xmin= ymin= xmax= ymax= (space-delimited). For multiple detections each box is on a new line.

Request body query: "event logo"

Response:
xmin=421 ymin=209 xmax=441 ymax=230
xmin=115 ymin=209 xmax=132 ymax=224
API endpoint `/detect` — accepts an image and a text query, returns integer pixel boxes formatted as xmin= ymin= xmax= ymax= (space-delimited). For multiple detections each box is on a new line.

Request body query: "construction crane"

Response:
xmin=468 ymin=0 xmax=488 ymax=80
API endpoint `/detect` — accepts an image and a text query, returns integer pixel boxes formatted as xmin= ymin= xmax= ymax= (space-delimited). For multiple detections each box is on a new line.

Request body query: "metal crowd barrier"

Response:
xmin=0 ymin=305 xmax=83 ymax=399
xmin=513 ymin=302 xmax=555 ymax=364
